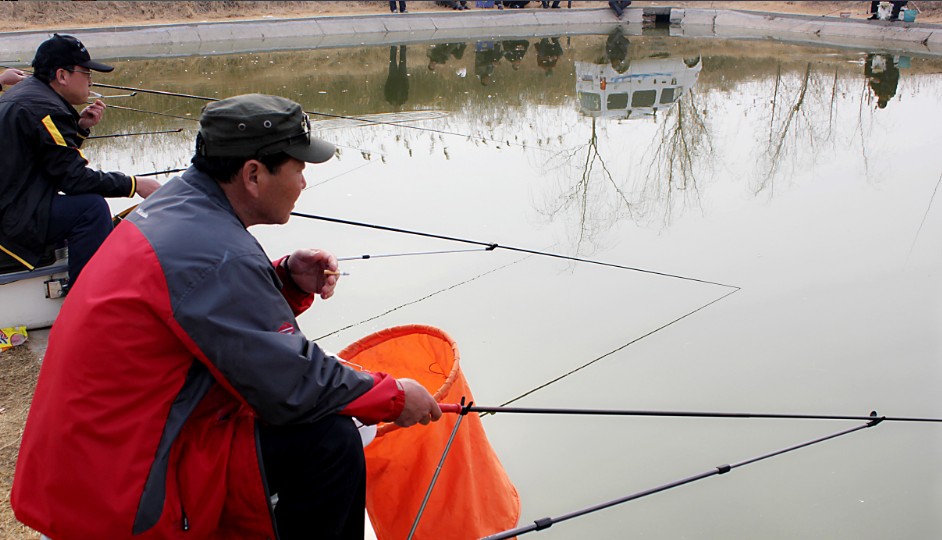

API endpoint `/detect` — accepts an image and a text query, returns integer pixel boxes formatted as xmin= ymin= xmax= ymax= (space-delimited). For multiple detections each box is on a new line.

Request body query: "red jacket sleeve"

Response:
xmin=272 ymin=255 xmax=315 ymax=315
xmin=340 ymin=372 xmax=405 ymax=425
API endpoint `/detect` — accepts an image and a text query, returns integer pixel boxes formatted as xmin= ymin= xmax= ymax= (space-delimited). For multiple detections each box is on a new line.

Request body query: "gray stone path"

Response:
xmin=2 ymin=7 xmax=941 ymax=62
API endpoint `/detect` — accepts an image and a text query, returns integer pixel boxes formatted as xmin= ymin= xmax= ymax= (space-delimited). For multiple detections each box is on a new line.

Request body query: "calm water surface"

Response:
xmin=85 ymin=28 xmax=942 ymax=539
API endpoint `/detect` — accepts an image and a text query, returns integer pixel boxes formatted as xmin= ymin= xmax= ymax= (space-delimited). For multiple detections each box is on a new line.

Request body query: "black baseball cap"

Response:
xmin=198 ymin=94 xmax=335 ymax=164
xmin=31 ymin=34 xmax=114 ymax=73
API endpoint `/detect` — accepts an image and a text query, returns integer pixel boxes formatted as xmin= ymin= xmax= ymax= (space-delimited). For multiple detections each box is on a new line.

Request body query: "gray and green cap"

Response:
xmin=197 ymin=94 xmax=335 ymax=163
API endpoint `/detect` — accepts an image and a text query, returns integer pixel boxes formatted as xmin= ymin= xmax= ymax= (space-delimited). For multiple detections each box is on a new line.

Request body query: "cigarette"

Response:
xmin=323 ymin=270 xmax=350 ymax=276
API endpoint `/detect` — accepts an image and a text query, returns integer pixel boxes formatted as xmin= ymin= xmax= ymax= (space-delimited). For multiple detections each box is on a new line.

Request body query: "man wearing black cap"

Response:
xmin=13 ymin=93 xmax=442 ymax=540
xmin=0 ymin=34 xmax=160 ymax=287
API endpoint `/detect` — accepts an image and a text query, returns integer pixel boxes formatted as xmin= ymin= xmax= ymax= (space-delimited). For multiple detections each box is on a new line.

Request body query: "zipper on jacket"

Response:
xmin=181 ymin=504 xmax=190 ymax=532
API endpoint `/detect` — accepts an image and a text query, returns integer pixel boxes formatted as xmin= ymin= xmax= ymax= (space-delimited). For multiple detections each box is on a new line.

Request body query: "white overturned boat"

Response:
xmin=0 ymin=248 xmax=68 ymax=330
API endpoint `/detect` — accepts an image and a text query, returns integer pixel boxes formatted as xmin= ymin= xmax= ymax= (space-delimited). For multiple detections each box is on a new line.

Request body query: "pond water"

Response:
xmin=85 ymin=26 xmax=942 ymax=539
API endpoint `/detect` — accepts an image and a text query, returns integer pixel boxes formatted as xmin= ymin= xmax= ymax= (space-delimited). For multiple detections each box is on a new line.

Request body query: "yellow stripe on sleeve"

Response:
xmin=41 ymin=115 xmax=67 ymax=147
xmin=0 ymin=244 xmax=34 ymax=270
xmin=129 ymin=176 xmax=137 ymax=197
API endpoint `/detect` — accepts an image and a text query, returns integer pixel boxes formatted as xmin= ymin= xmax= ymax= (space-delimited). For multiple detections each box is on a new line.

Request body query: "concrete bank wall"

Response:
xmin=675 ymin=8 xmax=942 ymax=57
xmin=2 ymin=7 xmax=941 ymax=63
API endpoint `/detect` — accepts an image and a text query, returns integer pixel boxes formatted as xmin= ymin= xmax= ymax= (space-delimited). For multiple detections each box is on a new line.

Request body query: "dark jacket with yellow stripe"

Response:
xmin=0 ymin=76 xmax=136 ymax=269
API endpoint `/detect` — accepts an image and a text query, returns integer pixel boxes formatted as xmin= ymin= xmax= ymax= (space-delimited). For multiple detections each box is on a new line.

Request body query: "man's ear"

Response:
xmin=53 ymin=68 xmax=69 ymax=86
xmin=240 ymin=159 xmax=263 ymax=198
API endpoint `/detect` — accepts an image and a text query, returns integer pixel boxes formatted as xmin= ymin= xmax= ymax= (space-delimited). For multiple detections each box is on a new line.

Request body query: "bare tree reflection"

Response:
xmin=754 ymin=61 xmax=856 ymax=196
xmin=638 ymin=85 xmax=712 ymax=226
xmin=535 ymin=49 xmax=713 ymax=252
xmin=540 ymin=116 xmax=634 ymax=252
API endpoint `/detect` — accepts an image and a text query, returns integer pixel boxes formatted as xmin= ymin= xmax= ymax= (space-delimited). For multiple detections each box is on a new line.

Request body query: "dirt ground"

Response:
xmin=1 ymin=1 xmax=940 ymax=538
xmin=1 ymin=1 xmax=941 ymax=30
xmin=0 ymin=346 xmax=41 ymax=539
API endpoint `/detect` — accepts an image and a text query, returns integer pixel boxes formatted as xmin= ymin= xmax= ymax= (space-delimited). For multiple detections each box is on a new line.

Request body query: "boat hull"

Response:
xmin=0 ymin=263 xmax=68 ymax=330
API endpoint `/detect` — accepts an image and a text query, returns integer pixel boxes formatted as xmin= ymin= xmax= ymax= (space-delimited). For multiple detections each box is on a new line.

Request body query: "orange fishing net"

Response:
xmin=339 ymin=325 xmax=520 ymax=540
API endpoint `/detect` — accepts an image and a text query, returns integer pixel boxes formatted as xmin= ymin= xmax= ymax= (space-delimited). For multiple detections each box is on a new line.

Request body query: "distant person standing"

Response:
xmin=384 ymin=45 xmax=410 ymax=107
xmin=427 ymin=42 xmax=467 ymax=72
xmin=474 ymin=41 xmax=503 ymax=86
xmin=605 ymin=26 xmax=630 ymax=73
xmin=389 ymin=1 xmax=407 ymax=13
xmin=501 ymin=39 xmax=530 ymax=71
xmin=535 ymin=37 xmax=563 ymax=76
xmin=868 ymin=1 xmax=907 ymax=21
xmin=865 ymin=53 xmax=900 ymax=108
xmin=609 ymin=0 xmax=631 ymax=18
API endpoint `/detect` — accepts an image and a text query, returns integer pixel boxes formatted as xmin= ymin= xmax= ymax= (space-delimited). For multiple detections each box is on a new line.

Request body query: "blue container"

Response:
xmin=902 ymin=9 xmax=917 ymax=22
xmin=476 ymin=0 xmax=495 ymax=7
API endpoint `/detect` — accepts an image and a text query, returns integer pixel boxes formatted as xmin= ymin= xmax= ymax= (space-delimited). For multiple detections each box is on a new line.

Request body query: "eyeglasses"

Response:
xmin=65 ymin=67 xmax=93 ymax=78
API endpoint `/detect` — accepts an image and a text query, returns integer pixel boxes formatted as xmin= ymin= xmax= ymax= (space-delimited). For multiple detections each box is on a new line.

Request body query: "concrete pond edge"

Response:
xmin=2 ymin=7 xmax=941 ymax=62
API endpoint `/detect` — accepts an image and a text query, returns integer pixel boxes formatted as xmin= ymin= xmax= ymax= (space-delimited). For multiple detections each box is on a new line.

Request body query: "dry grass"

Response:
xmin=0 ymin=346 xmax=41 ymax=540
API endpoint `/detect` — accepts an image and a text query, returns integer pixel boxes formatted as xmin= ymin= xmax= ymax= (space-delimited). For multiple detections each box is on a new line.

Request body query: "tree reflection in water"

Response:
xmin=85 ymin=36 xmax=940 ymax=259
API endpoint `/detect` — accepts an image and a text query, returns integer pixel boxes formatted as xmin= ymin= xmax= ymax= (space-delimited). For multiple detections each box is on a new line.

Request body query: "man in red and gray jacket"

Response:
xmin=12 ymin=94 xmax=442 ymax=539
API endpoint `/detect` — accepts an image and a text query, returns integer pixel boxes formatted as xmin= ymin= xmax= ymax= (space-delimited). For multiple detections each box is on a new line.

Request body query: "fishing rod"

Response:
xmin=407 ymin=399 xmax=469 ymax=540
xmin=439 ymin=404 xmax=942 ymax=424
xmin=1 ymin=68 xmax=194 ymax=123
xmin=92 ymin=82 xmax=423 ymax=129
xmin=479 ymin=415 xmax=883 ymax=539
xmin=112 ymin=168 xmax=187 ymax=226
xmin=338 ymin=247 xmax=493 ymax=261
xmin=92 ymin=82 xmax=214 ymax=102
xmin=87 ymin=128 xmax=185 ymax=140
xmin=104 ymin=103 xmax=199 ymax=122
xmin=90 ymin=90 xmax=137 ymax=99
xmin=290 ymin=211 xmax=740 ymax=289
xmin=91 ymin=82 xmax=546 ymax=151
xmin=134 ymin=167 xmax=187 ymax=177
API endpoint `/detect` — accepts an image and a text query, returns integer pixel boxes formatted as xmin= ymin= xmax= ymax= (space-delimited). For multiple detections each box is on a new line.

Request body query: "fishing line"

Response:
xmin=91 ymin=82 xmax=552 ymax=152
xmin=906 ymin=167 xmax=942 ymax=262
xmin=313 ymin=255 xmax=531 ymax=341
xmin=496 ymin=287 xmax=740 ymax=409
xmin=304 ymin=160 xmax=377 ymax=190
xmin=439 ymin=404 xmax=942 ymax=424
xmin=480 ymin=416 xmax=882 ymax=539
xmin=289 ymin=212 xmax=741 ymax=290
